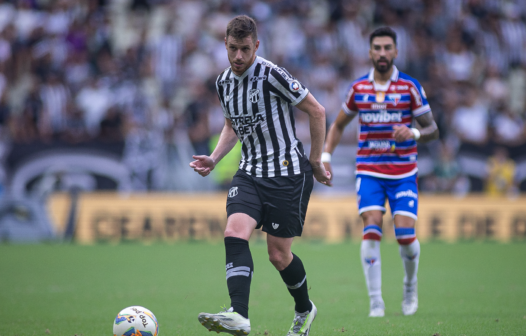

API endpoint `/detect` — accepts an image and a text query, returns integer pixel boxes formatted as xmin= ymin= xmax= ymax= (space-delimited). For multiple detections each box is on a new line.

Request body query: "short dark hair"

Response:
xmin=226 ymin=15 xmax=258 ymax=43
xmin=369 ymin=27 xmax=397 ymax=46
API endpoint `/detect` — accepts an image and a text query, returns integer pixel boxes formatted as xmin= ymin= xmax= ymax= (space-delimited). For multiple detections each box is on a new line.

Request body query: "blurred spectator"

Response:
xmin=485 ymin=147 xmax=517 ymax=196
xmin=75 ymin=76 xmax=112 ymax=136
xmin=452 ymin=85 xmax=489 ymax=146
xmin=39 ymin=72 xmax=70 ymax=139
xmin=426 ymin=144 xmax=470 ymax=196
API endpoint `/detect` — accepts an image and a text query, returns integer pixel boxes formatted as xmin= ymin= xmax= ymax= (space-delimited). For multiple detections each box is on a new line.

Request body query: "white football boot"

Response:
xmin=287 ymin=300 xmax=317 ymax=336
xmin=369 ymin=298 xmax=385 ymax=317
xmin=402 ymin=284 xmax=418 ymax=315
xmin=198 ymin=307 xmax=251 ymax=335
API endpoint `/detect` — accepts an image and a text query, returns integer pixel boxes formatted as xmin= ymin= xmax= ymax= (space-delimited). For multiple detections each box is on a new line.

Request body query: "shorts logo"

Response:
xmin=409 ymin=200 xmax=414 ymax=208
xmin=249 ymin=89 xmax=260 ymax=103
xmin=395 ymin=189 xmax=418 ymax=199
xmin=282 ymin=160 xmax=289 ymax=166
xmin=289 ymin=80 xmax=301 ymax=92
xmin=228 ymin=187 xmax=238 ymax=198
xmin=272 ymin=223 xmax=279 ymax=229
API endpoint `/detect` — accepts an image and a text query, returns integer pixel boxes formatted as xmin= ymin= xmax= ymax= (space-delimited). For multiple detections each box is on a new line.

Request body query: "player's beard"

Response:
xmin=373 ymin=57 xmax=393 ymax=74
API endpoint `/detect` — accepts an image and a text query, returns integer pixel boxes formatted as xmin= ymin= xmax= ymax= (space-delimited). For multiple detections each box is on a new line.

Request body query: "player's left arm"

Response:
xmin=296 ymin=92 xmax=331 ymax=186
xmin=393 ymin=80 xmax=439 ymax=143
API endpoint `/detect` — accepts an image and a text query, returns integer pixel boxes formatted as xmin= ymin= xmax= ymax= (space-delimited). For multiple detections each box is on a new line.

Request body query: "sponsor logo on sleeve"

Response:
xmin=410 ymin=87 xmax=422 ymax=106
xmin=421 ymin=87 xmax=427 ymax=99
xmin=289 ymin=80 xmax=301 ymax=92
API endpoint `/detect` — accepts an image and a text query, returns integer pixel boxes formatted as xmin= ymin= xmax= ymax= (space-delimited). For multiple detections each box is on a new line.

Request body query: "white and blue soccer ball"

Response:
xmin=113 ymin=306 xmax=158 ymax=336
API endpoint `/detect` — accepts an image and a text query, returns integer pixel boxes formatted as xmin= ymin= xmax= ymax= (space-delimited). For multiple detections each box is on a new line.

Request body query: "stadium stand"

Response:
xmin=0 ymin=0 xmax=524 ymax=198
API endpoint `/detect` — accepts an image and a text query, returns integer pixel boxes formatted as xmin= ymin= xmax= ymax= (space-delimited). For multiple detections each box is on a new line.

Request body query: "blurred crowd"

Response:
xmin=0 ymin=0 xmax=525 ymax=195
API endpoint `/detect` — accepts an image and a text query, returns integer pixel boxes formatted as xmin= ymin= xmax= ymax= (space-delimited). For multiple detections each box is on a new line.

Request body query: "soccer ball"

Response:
xmin=113 ymin=306 xmax=159 ymax=336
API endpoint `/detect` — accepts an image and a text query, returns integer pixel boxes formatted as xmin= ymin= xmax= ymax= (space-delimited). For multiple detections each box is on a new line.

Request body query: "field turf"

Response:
xmin=0 ymin=241 xmax=525 ymax=335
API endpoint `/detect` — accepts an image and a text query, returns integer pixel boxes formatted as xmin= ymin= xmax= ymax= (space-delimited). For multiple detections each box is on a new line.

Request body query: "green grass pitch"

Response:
xmin=0 ymin=241 xmax=525 ymax=335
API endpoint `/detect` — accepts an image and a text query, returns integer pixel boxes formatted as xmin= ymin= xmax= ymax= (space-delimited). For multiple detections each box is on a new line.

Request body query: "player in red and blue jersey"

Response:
xmin=322 ymin=27 xmax=439 ymax=317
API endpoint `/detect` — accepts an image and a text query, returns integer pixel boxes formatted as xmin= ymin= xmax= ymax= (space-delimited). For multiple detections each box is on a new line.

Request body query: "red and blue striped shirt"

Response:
xmin=342 ymin=66 xmax=431 ymax=179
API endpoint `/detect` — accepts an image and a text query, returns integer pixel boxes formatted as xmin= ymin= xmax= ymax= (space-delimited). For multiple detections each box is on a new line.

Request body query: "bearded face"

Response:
xmin=369 ymin=36 xmax=397 ymax=74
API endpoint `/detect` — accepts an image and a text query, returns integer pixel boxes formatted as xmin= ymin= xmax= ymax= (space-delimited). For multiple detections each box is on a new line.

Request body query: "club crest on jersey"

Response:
xmin=282 ymin=160 xmax=289 ymax=166
xmin=289 ymin=80 xmax=301 ymax=92
xmin=387 ymin=93 xmax=401 ymax=106
xmin=375 ymin=91 xmax=385 ymax=103
xmin=228 ymin=187 xmax=238 ymax=198
xmin=249 ymin=89 xmax=260 ymax=103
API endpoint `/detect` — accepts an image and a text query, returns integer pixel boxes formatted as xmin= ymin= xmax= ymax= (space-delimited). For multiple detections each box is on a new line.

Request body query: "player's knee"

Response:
xmin=224 ymin=228 xmax=247 ymax=240
xmin=361 ymin=211 xmax=383 ymax=227
xmin=268 ymin=250 xmax=288 ymax=269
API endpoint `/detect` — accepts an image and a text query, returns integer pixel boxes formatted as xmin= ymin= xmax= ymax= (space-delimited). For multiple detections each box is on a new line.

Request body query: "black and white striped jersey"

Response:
xmin=215 ymin=56 xmax=311 ymax=178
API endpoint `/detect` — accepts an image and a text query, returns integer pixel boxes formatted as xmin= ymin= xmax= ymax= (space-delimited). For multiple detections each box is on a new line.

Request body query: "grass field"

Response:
xmin=1 ymin=241 xmax=525 ymax=336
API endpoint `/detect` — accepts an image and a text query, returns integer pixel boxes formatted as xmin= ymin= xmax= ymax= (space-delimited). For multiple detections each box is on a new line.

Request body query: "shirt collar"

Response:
xmin=368 ymin=65 xmax=399 ymax=82
xmin=368 ymin=65 xmax=399 ymax=91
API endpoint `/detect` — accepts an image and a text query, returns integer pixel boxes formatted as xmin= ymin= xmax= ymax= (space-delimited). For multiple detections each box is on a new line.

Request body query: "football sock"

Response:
xmin=224 ymin=236 xmax=253 ymax=319
xmin=361 ymin=225 xmax=383 ymax=302
xmin=395 ymin=228 xmax=420 ymax=286
xmin=279 ymin=253 xmax=313 ymax=313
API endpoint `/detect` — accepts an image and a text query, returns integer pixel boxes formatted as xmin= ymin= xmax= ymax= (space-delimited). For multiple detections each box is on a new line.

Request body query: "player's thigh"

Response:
xmin=258 ymin=170 xmax=314 ymax=238
xmin=385 ymin=174 xmax=418 ymax=222
xmin=225 ymin=213 xmax=258 ymax=240
xmin=226 ymin=170 xmax=263 ymax=237
xmin=356 ymin=174 xmax=388 ymax=217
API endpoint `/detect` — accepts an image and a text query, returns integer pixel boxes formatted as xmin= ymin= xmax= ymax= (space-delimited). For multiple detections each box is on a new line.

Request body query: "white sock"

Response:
xmin=360 ymin=239 xmax=382 ymax=302
xmin=398 ymin=239 xmax=420 ymax=286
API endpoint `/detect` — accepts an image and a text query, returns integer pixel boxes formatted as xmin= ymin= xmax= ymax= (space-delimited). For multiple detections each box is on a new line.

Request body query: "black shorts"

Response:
xmin=226 ymin=169 xmax=314 ymax=238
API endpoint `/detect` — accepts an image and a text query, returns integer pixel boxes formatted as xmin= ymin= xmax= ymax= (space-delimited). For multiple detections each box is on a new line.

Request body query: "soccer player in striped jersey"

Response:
xmin=190 ymin=15 xmax=331 ymax=336
xmin=322 ymin=27 xmax=439 ymax=317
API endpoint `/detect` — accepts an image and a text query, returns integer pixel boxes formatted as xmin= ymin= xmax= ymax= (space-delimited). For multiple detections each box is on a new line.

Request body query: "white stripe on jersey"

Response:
xmin=215 ymin=56 xmax=309 ymax=178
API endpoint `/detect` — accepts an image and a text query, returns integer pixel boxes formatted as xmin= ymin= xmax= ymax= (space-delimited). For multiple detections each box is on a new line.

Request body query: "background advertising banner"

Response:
xmin=47 ymin=193 xmax=526 ymax=244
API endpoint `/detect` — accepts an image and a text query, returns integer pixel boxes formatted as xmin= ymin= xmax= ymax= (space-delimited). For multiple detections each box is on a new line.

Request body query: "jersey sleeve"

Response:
xmin=409 ymin=79 xmax=431 ymax=117
xmin=268 ymin=67 xmax=309 ymax=106
xmin=215 ymin=75 xmax=230 ymax=119
xmin=342 ymin=85 xmax=358 ymax=116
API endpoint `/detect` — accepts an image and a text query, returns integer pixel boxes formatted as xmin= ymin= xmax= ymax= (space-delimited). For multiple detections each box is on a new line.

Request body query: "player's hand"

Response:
xmin=189 ymin=155 xmax=216 ymax=177
xmin=393 ymin=125 xmax=414 ymax=143
xmin=312 ymin=163 xmax=332 ymax=187
xmin=322 ymin=162 xmax=334 ymax=187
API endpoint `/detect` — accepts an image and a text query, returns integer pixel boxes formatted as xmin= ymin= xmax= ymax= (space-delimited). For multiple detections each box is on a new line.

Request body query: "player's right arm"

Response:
xmin=189 ymin=118 xmax=238 ymax=177
xmin=322 ymin=83 xmax=359 ymax=185
xmin=322 ymin=109 xmax=357 ymax=185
